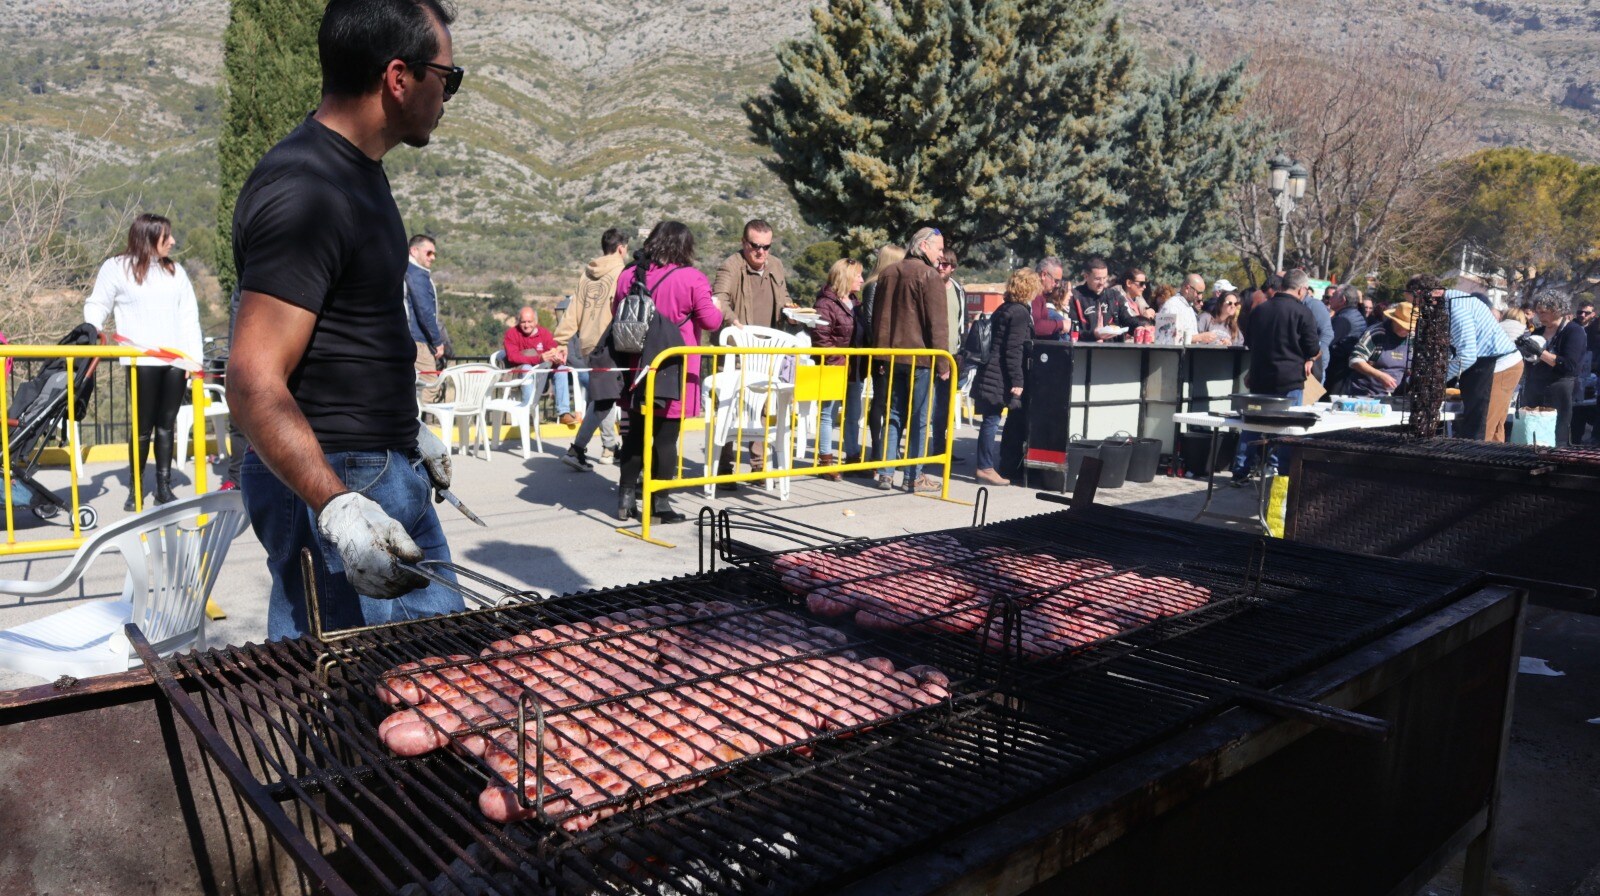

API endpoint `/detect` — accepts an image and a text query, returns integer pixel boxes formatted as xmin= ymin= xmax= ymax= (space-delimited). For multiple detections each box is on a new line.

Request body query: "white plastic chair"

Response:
xmin=484 ymin=357 xmax=549 ymax=460
xmin=419 ymin=364 xmax=500 ymax=459
xmin=175 ymin=383 xmax=230 ymax=470
xmin=0 ymin=491 xmax=250 ymax=680
xmin=704 ymin=326 xmax=807 ymax=500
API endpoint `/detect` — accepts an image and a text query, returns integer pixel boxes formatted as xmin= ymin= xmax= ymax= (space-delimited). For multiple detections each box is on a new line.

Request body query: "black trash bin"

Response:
xmin=1065 ymin=438 xmax=1101 ymax=489
xmin=1096 ymin=435 xmax=1134 ymax=489
xmin=1179 ymin=430 xmax=1239 ymax=476
xmin=1127 ymin=437 xmax=1163 ymax=483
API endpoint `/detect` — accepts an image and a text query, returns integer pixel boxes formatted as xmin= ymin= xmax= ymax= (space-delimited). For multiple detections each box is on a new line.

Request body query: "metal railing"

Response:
xmin=626 ymin=346 xmax=961 ymax=546
xmin=1 ymin=343 xmax=212 ymax=556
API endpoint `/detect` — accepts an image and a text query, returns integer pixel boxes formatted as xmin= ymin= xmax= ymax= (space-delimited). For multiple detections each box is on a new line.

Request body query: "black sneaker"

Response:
xmin=563 ymin=448 xmax=593 ymax=472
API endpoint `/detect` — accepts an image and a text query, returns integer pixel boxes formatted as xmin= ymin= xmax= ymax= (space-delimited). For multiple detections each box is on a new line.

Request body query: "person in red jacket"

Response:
xmin=503 ymin=307 xmax=561 ymax=409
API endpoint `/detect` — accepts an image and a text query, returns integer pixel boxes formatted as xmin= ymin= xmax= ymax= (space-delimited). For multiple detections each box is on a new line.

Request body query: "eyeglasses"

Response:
xmin=1581 ymin=309 xmax=1595 ymax=316
xmin=1131 ymin=280 xmax=1148 ymax=287
xmin=409 ymin=61 xmax=464 ymax=99
xmin=937 ymin=262 xmax=955 ymax=269
xmin=1223 ymin=300 xmax=1239 ymax=306
xmin=745 ymin=241 xmax=772 ymax=252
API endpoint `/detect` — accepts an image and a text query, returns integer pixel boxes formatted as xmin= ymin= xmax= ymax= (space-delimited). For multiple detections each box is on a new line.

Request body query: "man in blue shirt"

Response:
xmin=406 ymin=234 xmax=446 ymax=403
xmin=1441 ymin=285 xmax=1520 ymax=441
xmin=1305 ymin=287 xmax=1334 ymax=382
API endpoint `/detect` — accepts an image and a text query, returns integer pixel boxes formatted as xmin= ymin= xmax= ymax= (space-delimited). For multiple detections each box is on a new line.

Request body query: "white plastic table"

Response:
xmin=1173 ymin=408 xmax=1414 ymax=532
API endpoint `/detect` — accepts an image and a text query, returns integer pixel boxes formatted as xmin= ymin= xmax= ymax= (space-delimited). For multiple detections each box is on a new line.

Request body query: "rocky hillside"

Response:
xmin=2 ymin=0 xmax=1596 ymax=290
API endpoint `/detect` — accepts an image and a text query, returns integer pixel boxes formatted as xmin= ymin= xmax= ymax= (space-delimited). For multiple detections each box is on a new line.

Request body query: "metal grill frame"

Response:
xmin=134 ymin=503 xmax=1486 ymax=896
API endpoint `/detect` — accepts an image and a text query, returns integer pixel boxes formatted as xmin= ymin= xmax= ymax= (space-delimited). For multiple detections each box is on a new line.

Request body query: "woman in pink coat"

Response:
xmin=611 ymin=221 xmax=722 ymax=523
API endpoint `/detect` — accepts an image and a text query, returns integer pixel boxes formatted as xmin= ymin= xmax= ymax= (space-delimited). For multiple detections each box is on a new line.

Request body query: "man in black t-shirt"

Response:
xmin=228 ymin=0 xmax=467 ymax=639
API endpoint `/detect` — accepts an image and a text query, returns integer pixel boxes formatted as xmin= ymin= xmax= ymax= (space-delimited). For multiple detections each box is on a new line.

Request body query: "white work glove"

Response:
xmin=417 ymin=423 xmax=451 ymax=491
xmin=316 ymin=492 xmax=426 ymax=599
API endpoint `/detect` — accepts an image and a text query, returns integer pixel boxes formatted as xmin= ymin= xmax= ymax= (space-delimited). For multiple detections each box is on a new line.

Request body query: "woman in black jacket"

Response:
xmin=1522 ymin=291 xmax=1589 ymax=446
xmin=972 ymin=269 xmax=1040 ymax=485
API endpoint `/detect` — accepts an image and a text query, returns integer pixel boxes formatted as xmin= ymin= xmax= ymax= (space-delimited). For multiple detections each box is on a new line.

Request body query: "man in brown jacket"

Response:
xmin=712 ymin=219 xmax=791 ymax=330
xmin=551 ymin=227 xmax=627 ymax=471
xmin=871 ymin=226 xmax=949 ymax=493
xmin=710 ymin=218 xmax=791 ymax=483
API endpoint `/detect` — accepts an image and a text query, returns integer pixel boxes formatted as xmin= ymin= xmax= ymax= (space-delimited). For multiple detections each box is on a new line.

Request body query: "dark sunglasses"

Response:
xmin=745 ymin=241 xmax=772 ymax=252
xmin=938 ymin=261 xmax=955 ymax=269
xmin=410 ymin=61 xmax=464 ymax=99
xmin=1130 ymin=279 xmax=1148 ymax=287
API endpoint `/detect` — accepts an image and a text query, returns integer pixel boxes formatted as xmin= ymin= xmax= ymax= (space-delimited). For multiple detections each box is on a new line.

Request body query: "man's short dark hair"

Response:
xmin=319 ymin=0 xmax=457 ymax=99
xmin=1405 ymin=274 xmax=1440 ymax=296
xmin=408 ymin=233 xmax=435 ymax=249
xmin=1121 ymin=266 xmax=1146 ymax=286
xmin=1083 ymin=256 xmax=1109 ymax=274
xmin=742 ymin=219 xmax=773 ymax=240
xmin=601 ymin=227 xmax=627 ymax=256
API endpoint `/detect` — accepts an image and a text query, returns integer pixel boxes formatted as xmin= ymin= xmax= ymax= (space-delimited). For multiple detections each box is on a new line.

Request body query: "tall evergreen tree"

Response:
xmin=1112 ymin=57 xmax=1262 ymax=280
xmin=747 ymin=0 xmax=1138 ymax=260
xmin=214 ymin=0 xmax=323 ymax=291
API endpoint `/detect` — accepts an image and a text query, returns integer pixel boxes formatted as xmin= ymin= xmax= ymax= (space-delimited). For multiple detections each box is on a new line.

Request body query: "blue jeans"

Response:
xmin=885 ymin=363 xmax=932 ymax=480
xmin=1230 ymin=388 xmax=1304 ymax=476
xmin=553 ymin=368 xmax=573 ymax=416
xmin=975 ymin=413 xmax=1002 ymax=471
xmin=241 ymin=448 xmax=464 ymax=640
xmin=816 ymin=380 xmax=865 ymax=458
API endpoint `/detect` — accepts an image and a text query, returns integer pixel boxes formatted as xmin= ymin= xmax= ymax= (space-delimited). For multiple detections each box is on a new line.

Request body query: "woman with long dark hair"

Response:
xmin=84 ymin=213 xmax=203 ymax=508
xmin=611 ymin=221 xmax=722 ymax=523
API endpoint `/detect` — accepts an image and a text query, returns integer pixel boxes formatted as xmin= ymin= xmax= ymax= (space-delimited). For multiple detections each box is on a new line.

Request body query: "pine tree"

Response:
xmin=747 ymin=0 xmax=1139 ymax=260
xmin=214 ymin=0 xmax=323 ymax=291
xmin=1112 ymin=57 xmax=1262 ymax=280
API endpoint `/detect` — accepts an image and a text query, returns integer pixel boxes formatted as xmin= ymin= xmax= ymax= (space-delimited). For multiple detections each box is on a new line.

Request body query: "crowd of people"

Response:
xmin=66 ymin=0 xmax=1598 ymax=644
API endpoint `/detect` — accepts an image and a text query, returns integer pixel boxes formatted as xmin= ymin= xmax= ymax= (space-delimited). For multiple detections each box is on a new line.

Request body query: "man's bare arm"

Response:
xmin=227 ymin=291 xmax=349 ymax=513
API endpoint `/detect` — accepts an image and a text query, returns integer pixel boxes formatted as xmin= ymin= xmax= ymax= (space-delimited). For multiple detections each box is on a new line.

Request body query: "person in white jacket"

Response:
xmin=84 ymin=213 xmax=203 ymax=508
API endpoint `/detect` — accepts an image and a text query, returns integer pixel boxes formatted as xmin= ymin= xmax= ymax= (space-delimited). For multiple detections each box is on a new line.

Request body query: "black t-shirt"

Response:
xmin=232 ymin=116 xmax=415 ymax=453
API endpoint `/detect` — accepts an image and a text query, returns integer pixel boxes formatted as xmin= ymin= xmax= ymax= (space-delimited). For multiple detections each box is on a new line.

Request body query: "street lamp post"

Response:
xmin=1267 ymin=154 xmax=1308 ymax=273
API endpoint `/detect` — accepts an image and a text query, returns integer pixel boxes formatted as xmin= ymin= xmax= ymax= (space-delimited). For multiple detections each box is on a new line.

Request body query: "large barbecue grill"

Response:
xmin=1281 ymin=427 xmax=1600 ymax=613
xmin=0 ymin=499 xmax=1521 ymax=896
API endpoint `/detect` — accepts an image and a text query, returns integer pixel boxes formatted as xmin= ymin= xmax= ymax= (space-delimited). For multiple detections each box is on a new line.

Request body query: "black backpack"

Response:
xmin=611 ymin=262 xmax=680 ymax=355
xmin=958 ymin=313 xmax=994 ymax=370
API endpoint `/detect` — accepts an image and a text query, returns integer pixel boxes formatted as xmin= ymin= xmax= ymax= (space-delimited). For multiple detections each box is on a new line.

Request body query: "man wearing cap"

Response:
xmin=1438 ymin=281 xmax=1520 ymax=441
xmin=872 ymin=226 xmax=950 ymax=493
xmin=1345 ymin=302 xmax=1415 ymax=396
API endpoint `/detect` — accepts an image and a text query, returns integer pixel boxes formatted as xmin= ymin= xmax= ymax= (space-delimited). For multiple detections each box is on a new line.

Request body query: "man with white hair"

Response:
xmin=871 ymin=226 xmax=951 ymax=493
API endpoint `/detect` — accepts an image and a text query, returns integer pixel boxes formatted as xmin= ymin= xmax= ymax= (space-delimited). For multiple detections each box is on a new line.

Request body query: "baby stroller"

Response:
xmin=4 ymin=323 xmax=101 ymax=529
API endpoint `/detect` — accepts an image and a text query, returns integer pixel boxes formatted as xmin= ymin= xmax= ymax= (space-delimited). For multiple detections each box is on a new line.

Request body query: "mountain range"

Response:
xmin=3 ymin=0 xmax=1597 ymax=292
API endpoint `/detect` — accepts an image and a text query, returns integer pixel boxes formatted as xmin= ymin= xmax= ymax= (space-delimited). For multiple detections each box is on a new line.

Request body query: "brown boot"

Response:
xmin=818 ymin=453 xmax=841 ymax=481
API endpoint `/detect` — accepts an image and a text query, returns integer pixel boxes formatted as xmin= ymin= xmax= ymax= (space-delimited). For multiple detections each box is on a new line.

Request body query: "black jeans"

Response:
xmin=867 ymin=365 xmax=889 ymax=462
xmin=1525 ymin=374 xmax=1577 ymax=446
xmin=1454 ymin=356 xmax=1499 ymax=441
xmin=618 ymin=410 xmax=682 ymax=507
xmin=132 ymin=364 xmax=186 ymax=474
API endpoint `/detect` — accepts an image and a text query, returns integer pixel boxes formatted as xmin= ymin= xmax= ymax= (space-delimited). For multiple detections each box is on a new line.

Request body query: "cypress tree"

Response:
xmin=1111 ymin=57 xmax=1262 ymax=280
xmin=214 ymin=0 xmax=323 ymax=291
xmin=747 ymin=0 xmax=1139 ymax=260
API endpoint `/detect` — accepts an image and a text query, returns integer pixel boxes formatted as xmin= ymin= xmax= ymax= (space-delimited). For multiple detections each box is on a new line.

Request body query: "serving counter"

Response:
xmin=1027 ymin=341 xmax=1248 ymax=454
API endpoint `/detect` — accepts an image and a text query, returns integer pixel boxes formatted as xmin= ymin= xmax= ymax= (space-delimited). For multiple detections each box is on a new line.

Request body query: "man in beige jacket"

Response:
xmin=552 ymin=227 xmax=627 ymax=471
xmin=710 ymin=219 xmax=792 ymax=483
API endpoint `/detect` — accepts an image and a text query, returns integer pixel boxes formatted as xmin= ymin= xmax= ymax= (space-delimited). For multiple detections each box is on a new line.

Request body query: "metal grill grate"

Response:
xmin=145 ymin=505 xmax=1481 ymax=895
xmin=1283 ymin=427 xmax=1560 ymax=471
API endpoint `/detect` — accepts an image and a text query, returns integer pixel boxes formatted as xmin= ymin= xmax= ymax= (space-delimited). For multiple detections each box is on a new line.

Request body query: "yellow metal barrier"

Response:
xmin=619 ymin=346 xmax=961 ymax=547
xmin=0 ymin=344 xmax=211 ymax=557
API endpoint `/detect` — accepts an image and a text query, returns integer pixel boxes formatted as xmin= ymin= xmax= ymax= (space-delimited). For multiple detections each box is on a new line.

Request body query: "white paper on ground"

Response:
xmin=1518 ymin=657 xmax=1565 ymax=677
